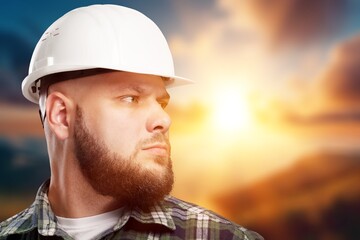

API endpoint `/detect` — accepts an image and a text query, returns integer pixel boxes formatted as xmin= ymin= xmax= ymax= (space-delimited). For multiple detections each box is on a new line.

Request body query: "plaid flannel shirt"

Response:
xmin=0 ymin=180 xmax=263 ymax=240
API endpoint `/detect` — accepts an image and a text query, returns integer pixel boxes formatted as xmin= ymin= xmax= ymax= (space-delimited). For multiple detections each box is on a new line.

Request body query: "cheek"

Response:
xmin=90 ymin=108 xmax=144 ymax=155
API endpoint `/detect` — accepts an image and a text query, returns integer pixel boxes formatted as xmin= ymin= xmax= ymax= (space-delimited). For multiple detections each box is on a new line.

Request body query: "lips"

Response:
xmin=142 ymin=143 xmax=169 ymax=156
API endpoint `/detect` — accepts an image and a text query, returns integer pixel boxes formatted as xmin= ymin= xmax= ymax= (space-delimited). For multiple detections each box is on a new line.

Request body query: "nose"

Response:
xmin=146 ymin=103 xmax=172 ymax=133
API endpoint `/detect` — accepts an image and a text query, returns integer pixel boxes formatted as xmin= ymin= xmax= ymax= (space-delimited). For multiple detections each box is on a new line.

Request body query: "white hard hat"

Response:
xmin=22 ymin=4 xmax=192 ymax=104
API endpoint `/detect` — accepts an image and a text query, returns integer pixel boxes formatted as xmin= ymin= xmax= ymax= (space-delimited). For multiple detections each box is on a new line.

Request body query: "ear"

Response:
xmin=45 ymin=92 xmax=73 ymax=140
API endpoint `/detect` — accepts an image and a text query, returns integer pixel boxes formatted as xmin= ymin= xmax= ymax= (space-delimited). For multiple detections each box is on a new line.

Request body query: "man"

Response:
xmin=0 ymin=4 xmax=263 ymax=240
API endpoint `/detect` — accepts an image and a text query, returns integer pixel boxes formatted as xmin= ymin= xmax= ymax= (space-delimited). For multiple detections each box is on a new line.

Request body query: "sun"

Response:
xmin=211 ymin=87 xmax=253 ymax=133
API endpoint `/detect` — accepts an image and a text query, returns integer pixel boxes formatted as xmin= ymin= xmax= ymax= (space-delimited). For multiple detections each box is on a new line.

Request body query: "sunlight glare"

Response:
xmin=212 ymin=87 xmax=253 ymax=133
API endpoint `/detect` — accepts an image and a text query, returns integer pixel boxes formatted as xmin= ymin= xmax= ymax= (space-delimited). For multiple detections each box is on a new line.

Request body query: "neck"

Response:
xmin=48 ymin=155 xmax=123 ymax=218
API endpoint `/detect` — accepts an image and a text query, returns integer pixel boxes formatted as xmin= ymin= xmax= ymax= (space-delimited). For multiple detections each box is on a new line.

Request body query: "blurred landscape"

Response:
xmin=214 ymin=151 xmax=360 ymax=239
xmin=1 ymin=1 xmax=360 ymax=240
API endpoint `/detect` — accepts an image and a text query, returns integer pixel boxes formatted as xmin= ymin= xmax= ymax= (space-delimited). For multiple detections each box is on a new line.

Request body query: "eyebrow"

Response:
xmin=120 ymin=85 xmax=170 ymax=100
xmin=124 ymin=85 xmax=145 ymax=94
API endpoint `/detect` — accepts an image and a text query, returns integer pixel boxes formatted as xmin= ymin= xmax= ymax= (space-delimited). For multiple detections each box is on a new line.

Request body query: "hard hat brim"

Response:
xmin=22 ymin=65 xmax=193 ymax=104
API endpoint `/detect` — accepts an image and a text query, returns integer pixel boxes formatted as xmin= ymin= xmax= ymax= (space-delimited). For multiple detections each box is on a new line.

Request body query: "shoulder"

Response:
xmin=163 ymin=196 xmax=264 ymax=240
xmin=0 ymin=205 xmax=36 ymax=238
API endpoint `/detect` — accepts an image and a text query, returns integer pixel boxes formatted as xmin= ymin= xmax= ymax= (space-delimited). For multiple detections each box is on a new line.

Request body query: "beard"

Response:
xmin=73 ymin=106 xmax=174 ymax=210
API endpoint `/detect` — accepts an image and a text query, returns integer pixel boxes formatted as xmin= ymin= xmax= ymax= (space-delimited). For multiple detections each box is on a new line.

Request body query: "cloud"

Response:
xmin=286 ymin=111 xmax=360 ymax=124
xmin=286 ymin=34 xmax=360 ymax=126
xmin=287 ymin=34 xmax=360 ymax=122
xmin=168 ymin=0 xmax=350 ymax=92
xmin=315 ymin=34 xmax=360 ymax=111
xmin=0 ymin=31 xmax=33 ymax=105
xmin=251 ymin=34 xmax=360 ymax=127
xmin=168 ymin=1 xmax=271 ymax=93
xmin=218 ymin=0 xmax=348 ymax=48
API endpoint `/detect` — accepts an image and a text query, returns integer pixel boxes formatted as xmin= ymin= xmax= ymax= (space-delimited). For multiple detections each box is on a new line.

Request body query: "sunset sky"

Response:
xmin=1 ymin=0 xmax=360 ymax=208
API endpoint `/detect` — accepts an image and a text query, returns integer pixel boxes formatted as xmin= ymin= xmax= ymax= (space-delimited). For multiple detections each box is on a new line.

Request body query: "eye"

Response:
xmin=121 ymin=95 xmax=139 ymax=103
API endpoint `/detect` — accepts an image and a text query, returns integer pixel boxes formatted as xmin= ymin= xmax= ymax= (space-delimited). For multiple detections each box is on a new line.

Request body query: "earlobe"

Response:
xmin=46 ymin=92 xmax=72 ymax=140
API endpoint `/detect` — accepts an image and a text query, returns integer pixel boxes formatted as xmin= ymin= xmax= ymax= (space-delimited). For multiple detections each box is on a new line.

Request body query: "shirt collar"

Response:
xmin=123 ymin=200 xmax=176 ymax=231
xmin=1 ymin=180 xmax=176 ymax=237
xmin=0 ymin=180 xmax=53 ymax=236
xmin=35 ymin=180 xmax=58 ymax=236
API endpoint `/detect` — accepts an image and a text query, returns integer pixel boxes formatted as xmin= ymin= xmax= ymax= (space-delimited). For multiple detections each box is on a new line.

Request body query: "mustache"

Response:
xmin=140 ymin=133 xmax=170 ymax=149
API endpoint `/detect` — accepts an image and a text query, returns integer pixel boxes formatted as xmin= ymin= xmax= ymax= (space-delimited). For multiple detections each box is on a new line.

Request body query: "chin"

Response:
xmin=142 ymin=159 xmax=168 ymax=172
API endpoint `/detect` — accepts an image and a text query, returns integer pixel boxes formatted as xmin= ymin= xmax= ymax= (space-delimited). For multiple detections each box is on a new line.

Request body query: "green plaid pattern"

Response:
xmin=0 ymin=181 xmax=263 ymax=239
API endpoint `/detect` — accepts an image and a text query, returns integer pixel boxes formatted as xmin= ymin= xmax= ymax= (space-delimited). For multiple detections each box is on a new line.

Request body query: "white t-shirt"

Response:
xmin=56 ymin=208 xmax=122 ymax=240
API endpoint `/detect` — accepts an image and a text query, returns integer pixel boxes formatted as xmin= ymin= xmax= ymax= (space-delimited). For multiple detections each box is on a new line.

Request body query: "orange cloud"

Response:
xmin=316 ymin=34 xmax=360 ymax=110
xmin=219 ymin=0 xmax=348 ymax=48
xmin=251 ymin=34 xmax=360 ymax=131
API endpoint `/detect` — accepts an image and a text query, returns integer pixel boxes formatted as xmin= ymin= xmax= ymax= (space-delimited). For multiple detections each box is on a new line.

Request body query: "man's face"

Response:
xmin=71 ymin=71 xmax=174 ymax=209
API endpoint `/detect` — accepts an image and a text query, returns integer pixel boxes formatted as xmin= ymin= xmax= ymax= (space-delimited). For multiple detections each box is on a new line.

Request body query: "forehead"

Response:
xmin=78 ymin=71 xmax=169 ymax=95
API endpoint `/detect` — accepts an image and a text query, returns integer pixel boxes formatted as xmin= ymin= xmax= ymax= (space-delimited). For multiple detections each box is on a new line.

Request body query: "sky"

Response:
xmin=1 ymin=0 xmax=360 ymax=106
xmin=1 ymin=0 xmax=360 ymax=207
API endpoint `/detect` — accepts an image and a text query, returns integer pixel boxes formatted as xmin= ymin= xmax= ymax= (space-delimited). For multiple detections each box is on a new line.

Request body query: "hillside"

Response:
xmin=214 ymin=151 xmax=360 ymax=240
